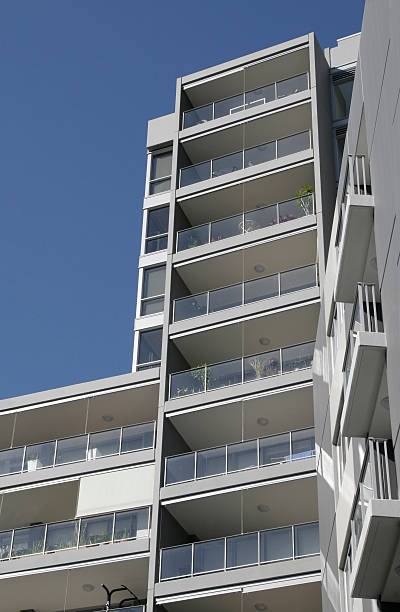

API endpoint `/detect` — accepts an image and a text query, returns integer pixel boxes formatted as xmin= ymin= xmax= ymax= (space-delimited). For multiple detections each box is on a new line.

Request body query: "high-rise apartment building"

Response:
xmin=2 ymin=3 xmax=398 ymax=611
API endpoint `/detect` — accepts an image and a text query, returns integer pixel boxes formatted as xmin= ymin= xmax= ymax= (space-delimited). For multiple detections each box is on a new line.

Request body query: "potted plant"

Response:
xmin=295 ymin=185 xmax=313 ymax=216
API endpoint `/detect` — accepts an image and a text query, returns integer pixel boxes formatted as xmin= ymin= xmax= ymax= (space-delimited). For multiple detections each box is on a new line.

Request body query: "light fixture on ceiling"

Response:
xmin=257 ymin=504 xmax=270 ymax=513
xmin=370 ymin=257 xmax=377 ymax=270
xmin=381 ymin=396 xmax=390 ymax=410
xmin=254 ymin=605 xmax=267 ymax=611
xmin=257 ymin=417 xmax=269 ymax=426
xmin=254 ymin=264 xmax=265 ymax=273
xmin=259 ymin=337 xmax=270 ymax=346
xmin=102 ymin=415 xmax=114 ymax=422
xmin=82 ymin=584 xmax=95 ymax=592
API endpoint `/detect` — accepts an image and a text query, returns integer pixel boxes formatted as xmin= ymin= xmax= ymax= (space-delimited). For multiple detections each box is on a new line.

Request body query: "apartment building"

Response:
xmin=0 ymin=13 xmax=382 ymax=612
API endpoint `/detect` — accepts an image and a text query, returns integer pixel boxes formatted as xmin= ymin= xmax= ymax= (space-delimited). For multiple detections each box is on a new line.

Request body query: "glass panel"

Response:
xmin=260 ymin=527 xmax=292 ymax=562
xmin=0 ymin=447 xmax=24 ymax=476
xmin=280 ymin=265 xmax=316 ymax=295
xmin=353 ymin=495 xmax=363 ymax=546
xmin=244 ymin=141 xmax=276 ymax=167
xmin=138 ymin=328 xmax=162 ymax=365
xmin=259 ymin=433 xmax=290 ymax=465
xmin=197 ymin=446 xmax=226 ymax=478
xmin=194 ymin=538 xmax=225 ymax=574
xmin=149 ymin=177 xmax=171 ymax=195
xmin=282 ymin=342 xmax=314 ymax=373
xmin=243 ymin=350 xmax=281 ymax=382
xmin=45 ymin=520 xmax=79 ymax=552
xmin=277 ymin=73 xmax=308 ymax=98
xmin=292 ymin=429 xmax=315 ymax=460
xmin=226 ymin=533 xmax=258 ymax=568
xmin=245 ymin=205 xmax=278 ymax=229
xmin=11 ymin=525 xmax=46 ymax=557
xmin=55 ymin=435 xmax=87 ymax=465
xmin=79 ymin=514 xmax=113 ymax=546
xmin=209 ymin=284 xmax=242 ymax=313
xmin=207 ymin=358 xmax=242 ymax=391
xmin=170 ymin=368 xmax=206 ymax=399
xmin=161 ymin=544 xmax=192 ymax=579
xmin=184 ymin=104 xmax=213 ymax=128
xmin=165 ymin=453 xmax=195 ymax=484
xmin=121 ymin=422 xmax=155 ymax=453
xmin=177 ymin=224 xmax=209 ymax=251
xmin=245 ymin=83 xmax=275 ymax=106
xmin=0 ymin=531 xmax=12 ymax=560
xmin=278 ymin=196 xmax=312 ymax=223
xmin=174 ymin=293 xmax=208 ymax=322
xmin=212 ymin=151 xmax=243 ymax=178
xmin=147 ymin=206 xmax=169 ymax=238
xmin=23 ymin=441 xmax=55 ymax=472
xmin=294 ymin=523 xmax=319 ymax=556
xmin=145 ymin=235 xmax=168 ymax=253
xmin=142 ymin=266 xmax=166 ymax=299
xmin=277 ymin=131 xmax=310 ymax=157
xmin=114 ymin=508 xmax=149 ymax=540
xmin=141 ymin=296 xmax=164 ymax=316
xmin=88 ymin=429 xmax=120 ymax=459
xmin=210 ymin=214 xmax=242 ymax=242
xmin=180 ymin=161 xmax=211 ymax=187
xmin=214 ymin=93 xmax=244 ymax=118
xmin=227 ymin=440 xmax=257 ymax=472
xmin=244 ymin=275 xmax=279 ymax=304
xmin=150 ymin=152 xmax=172 ymax=180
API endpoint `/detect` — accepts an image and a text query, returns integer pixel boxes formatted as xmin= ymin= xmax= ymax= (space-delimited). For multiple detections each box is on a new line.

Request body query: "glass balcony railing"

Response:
xmin=179 ymin=130 xmax=312 ymax=188
xmin=160 ymin=521 xmax=319 ymax=580
xmin=183 ymin=73 xmax=309 ymax=129
xmin=173 ymin=264 xmax=318 ymax=322
xmin=0 ymin=506 xmax=150 ymax=562
xmin=0 ymin=421 xmax=155 ymax=478
xmin=169 ymin=341 xmax=315 ymax=399
xmin=176 ymin=193 xmax=314 ymax=252
xmin=164 ymin=427 xmax=315 ymax=485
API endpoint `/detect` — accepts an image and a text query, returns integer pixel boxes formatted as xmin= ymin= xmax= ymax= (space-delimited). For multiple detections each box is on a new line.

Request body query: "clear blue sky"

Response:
xmin=0 ymin=0 xmax=364 ymax=399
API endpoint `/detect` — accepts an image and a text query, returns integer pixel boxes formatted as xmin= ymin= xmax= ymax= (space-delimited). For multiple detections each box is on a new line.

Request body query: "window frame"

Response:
xmin=140 ymin=265 xmax=166 ymax=317
xmin=144 ymin=206 xmax=169 ymax=254
xmin=147 ymin=148 xmax=172 ymax=196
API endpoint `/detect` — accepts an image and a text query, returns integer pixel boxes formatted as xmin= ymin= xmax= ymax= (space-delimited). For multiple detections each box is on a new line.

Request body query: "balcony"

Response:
xmin=183 ymin=72 xmax=309 ymax=129
xmin=169 ymin=340 xmax=314 ymax=400
xmin=335 ymin=155 xmax=374 ymax=302
xmin=179 ymin=130 xmax=311 ymax=189
xmin=164 ymin=427 xmax=315 ymax=485
xmin=341 ymin=283 xmax=386 ymax=437
xmin=160 ymin=521 xmax=319 ymax=580
xmin=346 ymin=439 xmax=400 ymax=601
xmin=176 ymin=194 xmax=314 ymax=253
xmin=0 ymin=420 xmax=155 ymax=478
xmin=173 ymin=263 xmax=317 ymax=322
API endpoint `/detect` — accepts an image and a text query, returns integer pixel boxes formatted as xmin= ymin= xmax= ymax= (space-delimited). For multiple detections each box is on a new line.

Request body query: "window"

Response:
xmin=137 ymin=328 xmax=162 ymax=369
xmin=141 ymin=265 xmax=166 ymax=316
xmin=149 ymin=151 xmax=172 ymax=195
xmin=331 ymin=69 xmax=355 ymax=121
xmin=145 ymin=206 xmax=169 ymax=253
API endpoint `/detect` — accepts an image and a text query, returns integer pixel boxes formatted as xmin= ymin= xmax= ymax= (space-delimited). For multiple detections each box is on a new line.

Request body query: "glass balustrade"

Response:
xmin=176 ymin=193 xmax=314 ymax=253
xmin=179 ymin=130 xmax=311 ymax=188
xmin=169 ymin=341 xmax=315 ymax=399
xmin=165 ymin=428 xmax=315 ymax=485
xmin=182 ymin=73 xmax=309 ymax=129
xmin=0 ymin=421 xmax=155 ymax=478
xmin=160 ymin=521 xmax=319 ymax=580
xmin=173 ymin=264 xmax=317 ymax=322
xmin=0 ymin=507 xmax=150 ymax=561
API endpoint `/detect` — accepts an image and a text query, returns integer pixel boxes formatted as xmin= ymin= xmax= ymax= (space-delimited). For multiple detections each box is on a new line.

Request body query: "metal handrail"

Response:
xmin=336 ymin=155 xmax=370 ymax=248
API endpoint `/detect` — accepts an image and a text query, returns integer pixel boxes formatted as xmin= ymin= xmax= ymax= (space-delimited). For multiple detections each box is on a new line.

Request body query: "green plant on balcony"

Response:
xmin=295 ymin=185 xmax=313 ymax=215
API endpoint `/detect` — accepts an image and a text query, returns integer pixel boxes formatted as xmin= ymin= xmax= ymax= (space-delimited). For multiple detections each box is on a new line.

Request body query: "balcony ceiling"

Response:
xmin=0 ymin=557 xmax=149 ymax=612
xmin=178 ymin=162 xmax=315 ymax=226
xmin=0 ymin=382 xmax=159 ymax=450
xmin=171 ymin=301 xmax=319 ymax=367
xmin=161 ymin=578 xmax=321 ymax=612
xmin=184 ymin=47 xmax=309 ymax=108
xmin=164 ymin=475 xmax=317 ymax=540
xmin=182 ymin=102 xmax=312 ymax=164
xmin=175 ymin=228 xmax=317 ymax=294
xmin=169 ymin=385 xmax=314 ymax=449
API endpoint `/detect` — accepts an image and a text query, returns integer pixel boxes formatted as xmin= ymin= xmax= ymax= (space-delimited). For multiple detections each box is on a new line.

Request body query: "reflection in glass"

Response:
xmin=79 ymin=514 xmax=113 ymax=547
xmin=209 ymin=284 xmax=242 ymax=313
xmin=214 ymin=94 xmax=244 ymax=118
xmin=0 ymin=447 xmax=24 ymax=476
xmin=197 ymin=446 xmax=226 ymax=478
xmin=11 ymin=525 xmax=46 ymax=557
xmin=207 ymin=359 xmax=242 ymax=391
xmin=138 ymin=328 xmax=162 ymax=366
xmin=276 ymin=73 xmax=308 ymax=98
xmin=245 ymin=83 xmax=275 ymax=106
xmin=145 ymin=235 xmax=168 ymax=254
xmin=161 ymin=544 xmax=192 ymax=579
xmin=141 ymin=297 xmax=164 ymax=316
xmin=88 ymin=429 xmax=120 ymax=460
xmin=245 ymin=275 xmax=279 ymax=304
xmin=55 ymin=435 xmax=87 ymax=465
xmin=212 ymin=152 xmax=243 ymax=178
xmin=277 ymin=131 xmax=310 ymax=157
xmin=174 ymin=293 xmax=208 ymax=322
xmin=259 ymin=433 xmax=290 ymax=465
xmin=194 ymin=538 xmax=225 ymax=574
xmin=166 ymin=453 xmax=196 ymax=485
xmin=244 ymin=142 xmax=275 ymax=167
xmin=245 ymin=205 xmax=277 ymax=229
xmin=294 ymin=522 xmax=319 ymax=556
xmin=210 ymin=214 xmax=242 ymax=242
xmin=282 ymin=342 xmax=314 ymax=373
xmin=228 ymin=440 xmax=257 ymax=472
xmin=45 ymin=520 xmax=78 ymax=552
xmin=280 ymin=265 xmax=316 ymax=294
xmin=177 ymin=225 xmax=209 ymax=251
xmin=121 ymin=422 xmax=155 ymax=453
xmin=226 ymin=533 xmax=258 ymax=568
xmin=149 ymin=177 xmax=171 ymax=195
xmin=184 ymin=104 xmax=213 ymax=129
xmin=114 ymin=507 xmax=149 ymax=541
xmin=0 ymin=531 xmax=12 ymax=560
xmin=243 ymin=350 xmax=281 ymax=382
xmin=260 ymin=527 xmax=292 ymax=562
xmin=23 ymin=442 xmax=55 ymax=472
xmin=170 ymin=368 xmax=206 ymax=399
xmin=180 ymin=161 xmax=211 ymax=188
xmin=292 ymin=429 xmax=315 ymax=460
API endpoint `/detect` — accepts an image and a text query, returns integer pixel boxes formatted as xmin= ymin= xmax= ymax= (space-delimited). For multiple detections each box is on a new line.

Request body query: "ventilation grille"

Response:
xmin=336 ymin=124 xmax=348 ymax=137
xmin=332 ymin=67 xmax=356 ymax=83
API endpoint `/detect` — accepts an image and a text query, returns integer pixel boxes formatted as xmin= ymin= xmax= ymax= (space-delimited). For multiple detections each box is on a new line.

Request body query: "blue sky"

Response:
xmin=0 ymin=0 xmax=364 ymax=399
